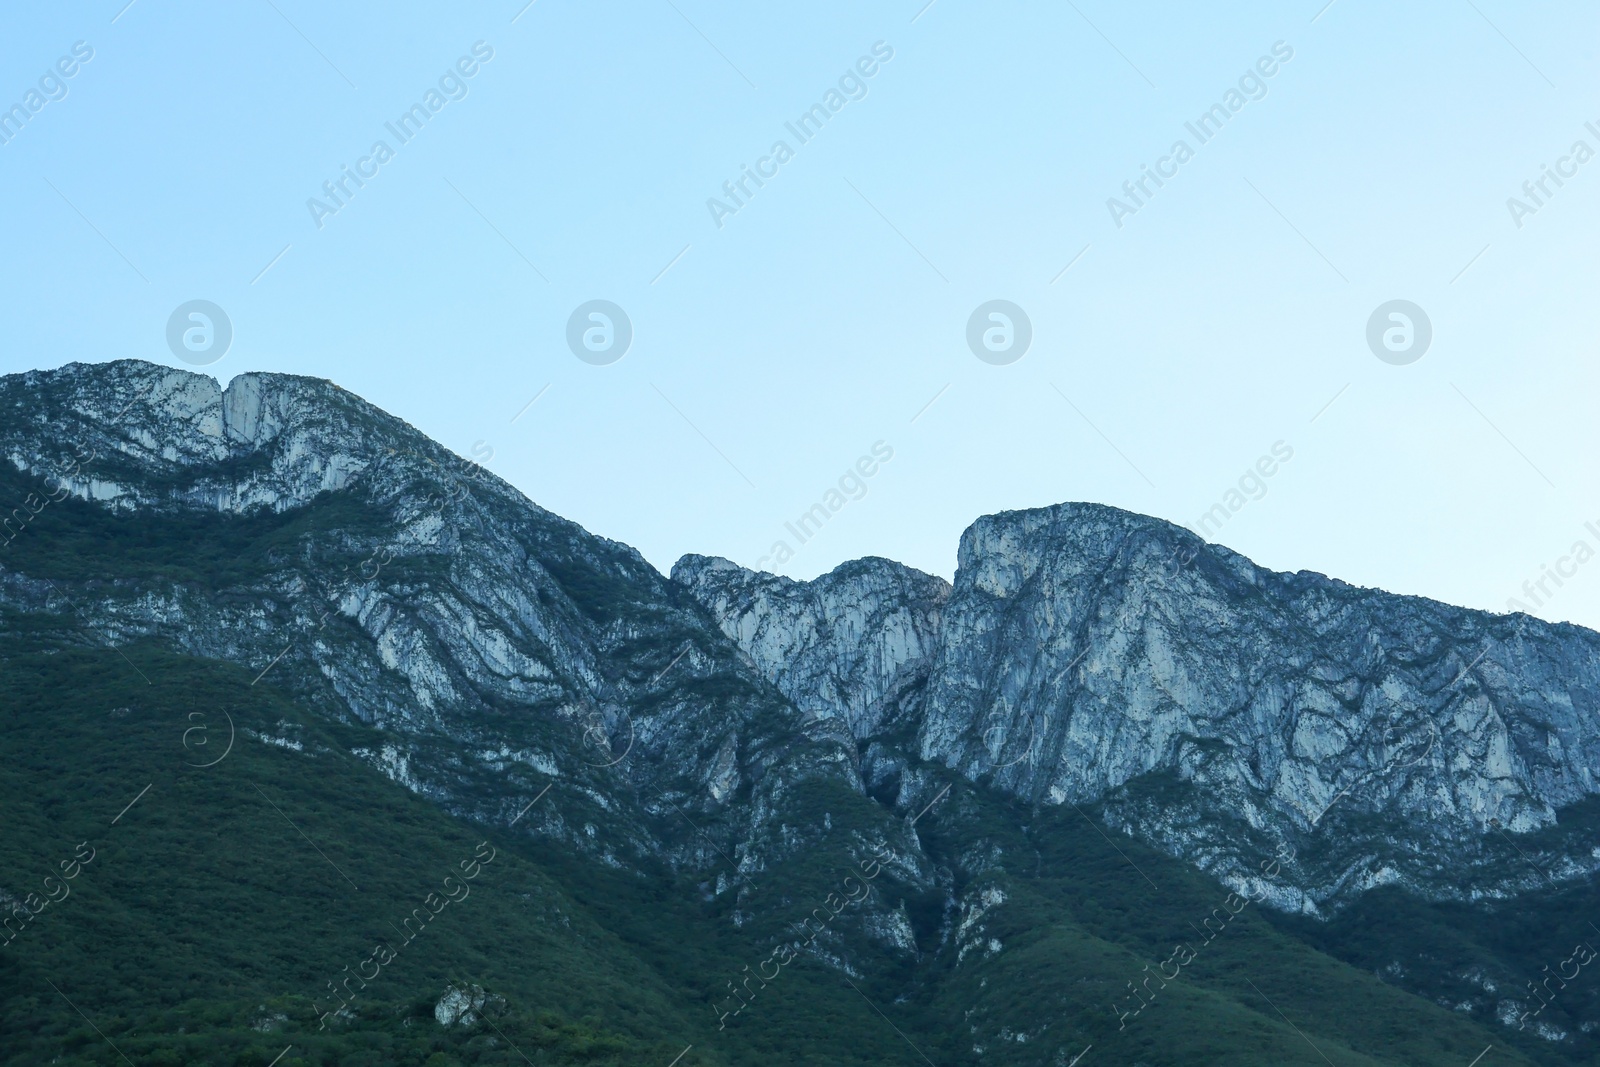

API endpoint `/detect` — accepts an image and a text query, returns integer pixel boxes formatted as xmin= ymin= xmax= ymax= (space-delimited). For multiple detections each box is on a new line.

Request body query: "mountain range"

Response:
xmin=3 ymin=359 xmax=1599 ymax=1066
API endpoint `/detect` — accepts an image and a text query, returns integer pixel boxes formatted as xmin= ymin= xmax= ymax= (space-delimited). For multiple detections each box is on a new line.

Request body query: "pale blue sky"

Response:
xmin=3 ymin=1 xmax=1599 ymax=628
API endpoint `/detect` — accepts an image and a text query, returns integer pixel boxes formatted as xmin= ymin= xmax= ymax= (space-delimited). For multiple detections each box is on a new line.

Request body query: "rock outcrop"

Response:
xmin=0 ymin=361 xmax=903 ymax=907
xmin=677 ymin=503 xmax=1600 ymax=911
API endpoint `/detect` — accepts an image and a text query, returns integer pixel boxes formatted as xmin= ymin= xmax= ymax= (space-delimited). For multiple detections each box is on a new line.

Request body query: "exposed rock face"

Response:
xmin=434 ymin=984 xmax=501 ymax=1026
xmin=8 ymin=360 xmax=1600 ymax=922
xmin=672 ymin=554 xmax=949 ymax=739
xmin=2 ymin=362 xmax=375 ymax=512
xmin=18 ymin=360 xmax=1600 ymax=1063
xmin=0 ymin=361 xmax=903 ymax=902
xmin=676 ymin=503 xmax=1600 ymax=911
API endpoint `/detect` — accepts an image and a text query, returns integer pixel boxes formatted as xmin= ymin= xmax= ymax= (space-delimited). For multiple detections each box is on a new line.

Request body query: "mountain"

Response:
xmin=1 ymin=359 xmax=1596 ymax=1066
xmin=0 ymin=359 xmax=894 ymax=875
xmin=675 ymin=503 xmax=1600 ymax=911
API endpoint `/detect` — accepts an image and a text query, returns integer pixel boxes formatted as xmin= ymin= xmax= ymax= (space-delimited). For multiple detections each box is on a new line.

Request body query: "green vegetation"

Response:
xmin=2 ymin=641 xmax=1562 ymax=1065
xmin=904 ymin=775 xmax=1558 ymax=1067
xmin=0 ymin=646 xmax=697 ymax=1065
xmin=0 ymin=647 xmax=942 ymax=1066
xmin=0 ymin=460 xmax=388 ymax=591
xmin=0 ymin=461 xmax=1591 ymax=1065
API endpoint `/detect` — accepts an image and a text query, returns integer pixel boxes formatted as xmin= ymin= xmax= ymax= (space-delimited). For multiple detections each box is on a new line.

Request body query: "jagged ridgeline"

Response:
xmin=1 ymin=360 xmax=1596 ymax=1066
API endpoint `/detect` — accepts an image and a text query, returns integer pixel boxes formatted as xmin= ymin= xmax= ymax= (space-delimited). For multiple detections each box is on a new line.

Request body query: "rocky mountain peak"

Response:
xmin=673 ymin=552 xmax=949 ymax=740
xmin=0 ymin=360 xmax=458 ymax=515
xmin=680 ymin=500 xmax=1600 ymax=912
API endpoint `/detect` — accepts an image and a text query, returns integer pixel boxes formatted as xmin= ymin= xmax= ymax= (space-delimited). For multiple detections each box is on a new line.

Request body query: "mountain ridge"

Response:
xmin=12 ymin=359 xmax=1600 ymax=913
xmin=677 ymin=501 xmax=1600 ymax=913
xmin=4 ymin=358 xmax=1598 ymax=1063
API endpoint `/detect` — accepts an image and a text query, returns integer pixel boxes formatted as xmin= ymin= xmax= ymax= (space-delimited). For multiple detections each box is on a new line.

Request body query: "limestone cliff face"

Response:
xmin=11 ymin=360 xmax=1600 ymax=922
xmin=671 ymin=554 xmax=948 ymax=739
xmin=0 ymin=361 xmax=913 ymax=912
xmin=676 ymin=502 xmax=1600 ymax=911
xmin=3 ymin=362 xmax=377 ymax=512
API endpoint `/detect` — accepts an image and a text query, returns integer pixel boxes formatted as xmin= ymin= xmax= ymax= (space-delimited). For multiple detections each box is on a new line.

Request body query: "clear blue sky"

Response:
xmin=4 ymin=1 xmax=1599 ymax=628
